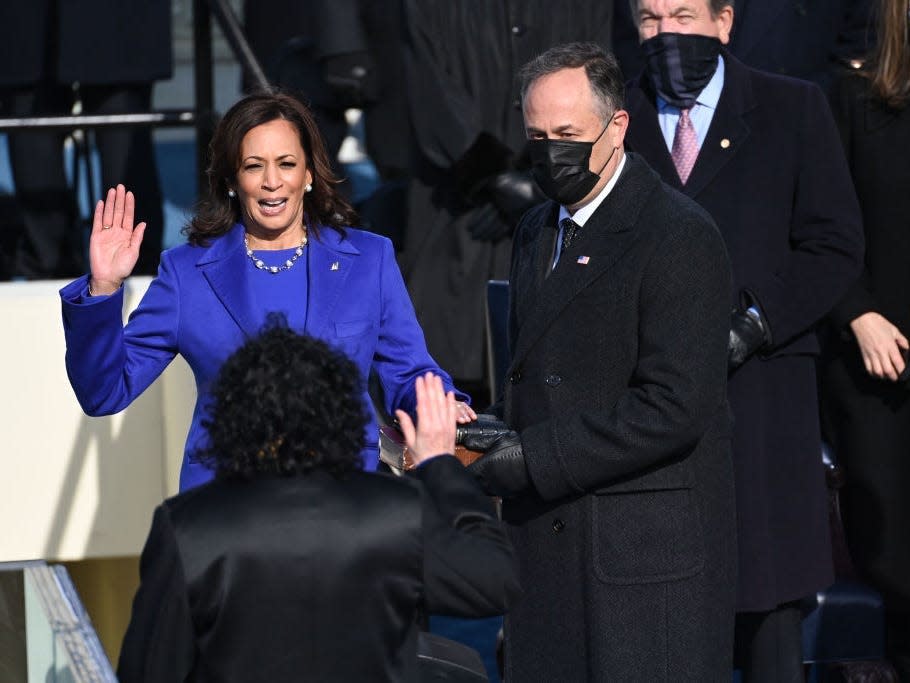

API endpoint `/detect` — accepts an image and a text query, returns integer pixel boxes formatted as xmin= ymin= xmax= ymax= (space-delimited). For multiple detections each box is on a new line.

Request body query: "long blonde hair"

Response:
xmin=867 ymin=0 xmax=910 ymax=108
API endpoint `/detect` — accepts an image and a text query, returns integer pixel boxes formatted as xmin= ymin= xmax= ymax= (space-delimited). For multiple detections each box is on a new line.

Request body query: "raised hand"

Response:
xmin=395 ymin=372 xmax=457 ymax=466
xmin=88 ymin=184 xmax=147 ymax=296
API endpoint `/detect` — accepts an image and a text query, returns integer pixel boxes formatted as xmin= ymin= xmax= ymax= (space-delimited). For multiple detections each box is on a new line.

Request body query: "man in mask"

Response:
xmin=623 ymin=1 xmax=865 ymax=681
xmin=463 ymin=42 xmax=737 ymax=681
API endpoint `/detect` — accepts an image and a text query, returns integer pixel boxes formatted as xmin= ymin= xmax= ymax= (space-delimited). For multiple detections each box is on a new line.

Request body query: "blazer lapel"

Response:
xmin=682 ymin=53 xmax=754 ymax=198
xmin=625 ymin=83 xmax=682 ymax=188
xmin=198 ymin=224 xmax=260 ymax=338
xmin=303 ymin=228 xmax=359 ymax=339
xmin=509 ymin=157 xmax=655 ymax=368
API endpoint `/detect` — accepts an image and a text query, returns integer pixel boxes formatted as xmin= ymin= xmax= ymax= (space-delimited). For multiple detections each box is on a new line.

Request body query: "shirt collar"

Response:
xmin=656 ymin=55 xmax=725 ymax=114
xmin=559 ymin=152 xmax=628 ymax=227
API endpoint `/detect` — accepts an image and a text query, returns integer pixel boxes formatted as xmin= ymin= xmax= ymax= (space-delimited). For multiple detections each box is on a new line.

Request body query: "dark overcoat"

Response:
xmin=819 ymin=74 xmax=910 ymax=610
xmin=625 ymin=53 xmax=865 ymax=611
xmin=399 ymin=0 xmax=615 ymax=382
xmin=499 ymin=154 xmax=736 ymax=682
xmin=117 ymin=456 xmax=520 ymax=683
xmin=0 ymin=1 xmax=172 ymax=87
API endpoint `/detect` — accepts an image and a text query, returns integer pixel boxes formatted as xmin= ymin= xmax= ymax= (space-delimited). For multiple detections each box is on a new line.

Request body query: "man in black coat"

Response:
xmin=465 ymin=42 xmax=736 ymax=682
xmin=622 ymin=1 xmax=865 ymax=680
xmin=399 ymin=1 xmax=615 ymax=399
xmin=0 ymin=1 xmax=171 ymax=279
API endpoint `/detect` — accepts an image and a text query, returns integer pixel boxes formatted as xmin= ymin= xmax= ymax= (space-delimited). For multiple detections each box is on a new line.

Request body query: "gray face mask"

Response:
xmin=528 ymin=116 xmax=614 ymax=206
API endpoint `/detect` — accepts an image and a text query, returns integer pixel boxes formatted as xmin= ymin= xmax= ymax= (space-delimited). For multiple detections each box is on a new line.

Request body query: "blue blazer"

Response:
xmin=61 ymin=224 xmax=462 ymax=491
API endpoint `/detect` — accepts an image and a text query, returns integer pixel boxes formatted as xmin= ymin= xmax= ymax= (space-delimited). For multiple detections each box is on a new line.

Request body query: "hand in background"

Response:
xmin=728 ymin=307 xmax=768 ymax=372
xmin=395 ymin=372 xmax=457 ymax=466
xmin=89 ymin=184 xmax=146 ymax=296
xmin=850 ymin=312 xmax=909 ymax=381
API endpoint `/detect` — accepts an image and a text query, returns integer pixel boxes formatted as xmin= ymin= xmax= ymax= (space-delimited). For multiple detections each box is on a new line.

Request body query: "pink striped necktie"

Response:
xmin=671 ymin=108 xmax=698 ymax=185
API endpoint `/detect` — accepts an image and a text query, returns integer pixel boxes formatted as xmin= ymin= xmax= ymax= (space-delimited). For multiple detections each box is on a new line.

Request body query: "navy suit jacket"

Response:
xmin=61 ymin=224 xmax=460 ymax=490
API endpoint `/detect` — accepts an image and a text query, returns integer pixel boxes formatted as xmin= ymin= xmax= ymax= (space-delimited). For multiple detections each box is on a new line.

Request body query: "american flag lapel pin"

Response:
xmin=331 ymin=261 xmax=340 ymax=271
xmin=576 ymin=255 xmax=590 ymax=265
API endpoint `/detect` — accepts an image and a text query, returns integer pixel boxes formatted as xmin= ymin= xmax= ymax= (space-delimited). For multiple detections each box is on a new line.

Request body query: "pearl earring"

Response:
xmin=228 ymin=189 xmax=236 ymax=198
xmin=305 ymin=183 xmax=313 ymax=193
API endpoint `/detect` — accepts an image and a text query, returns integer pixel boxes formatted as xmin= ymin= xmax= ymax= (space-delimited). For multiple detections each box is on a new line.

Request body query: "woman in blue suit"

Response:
xmin=60 ymin=91 xmax=474 ymax=491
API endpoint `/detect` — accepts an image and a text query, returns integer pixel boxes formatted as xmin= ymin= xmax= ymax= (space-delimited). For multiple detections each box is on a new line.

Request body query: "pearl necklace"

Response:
xmin=244 ymin=233 xmax=308 ymax=274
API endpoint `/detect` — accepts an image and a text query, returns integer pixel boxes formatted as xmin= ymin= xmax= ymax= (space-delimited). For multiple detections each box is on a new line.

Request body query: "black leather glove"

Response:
xmin=728 ymin=307 xmax=769 ymax=371
xmin=456 ymin=414 xmax=512 ymax=452
xmin=467 ymin=432 xmax=529 ymax=497
xmin=321 ymin=51 xmax=378 ymax=107
xmin=487 ymin=170 xmax=546 ymax=228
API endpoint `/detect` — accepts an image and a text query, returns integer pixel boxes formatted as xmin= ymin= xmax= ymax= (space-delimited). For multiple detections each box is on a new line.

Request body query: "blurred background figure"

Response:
xmin=399 ymin=2 xmax=615 ymax=402
xmin=242 ymin=0 xmax=411 ymax=247
xmin=821 ymin=0 xmax=910 ymax=678
xmin=613 ymin=0 xmax=874 ymax=88
xmin=0 ymin=0 xmax=171 ymax=279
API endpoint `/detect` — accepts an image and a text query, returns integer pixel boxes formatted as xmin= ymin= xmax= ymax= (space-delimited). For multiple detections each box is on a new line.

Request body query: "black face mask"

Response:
xmin=528 ymin=117 xmax=614 ymax=206
xmin=641 ymin=33 xmax=722 ymax=109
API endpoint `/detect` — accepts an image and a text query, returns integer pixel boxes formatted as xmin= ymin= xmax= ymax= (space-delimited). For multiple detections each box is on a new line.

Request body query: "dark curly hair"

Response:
xmin=184 ymin=89 xmax=359 ymax=246
xmin=193 ymin=316 xmax=368 ymax=479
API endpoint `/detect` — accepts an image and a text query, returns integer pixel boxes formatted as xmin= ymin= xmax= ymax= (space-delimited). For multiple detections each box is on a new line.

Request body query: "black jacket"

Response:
xmin=117 ymin=456 xmax=519 ymax=683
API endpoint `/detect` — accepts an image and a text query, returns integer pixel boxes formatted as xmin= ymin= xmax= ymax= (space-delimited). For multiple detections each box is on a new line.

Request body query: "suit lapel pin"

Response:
xmin=720 ymin=138 xmax=731 ymax=149
xmin=576 ymin=255 xmax=590 ymax=265
xmin=331 ymin=261 xmax=340 ymax=271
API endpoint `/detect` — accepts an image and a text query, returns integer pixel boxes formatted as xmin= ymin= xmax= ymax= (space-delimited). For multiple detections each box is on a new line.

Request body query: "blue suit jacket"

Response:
xmin=61 ymin=224 xmax=461 ymax=490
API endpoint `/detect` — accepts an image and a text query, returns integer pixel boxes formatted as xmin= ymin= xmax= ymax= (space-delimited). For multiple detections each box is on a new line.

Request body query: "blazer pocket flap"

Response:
xmin=334 ymin=319 xmax=374 ymax=338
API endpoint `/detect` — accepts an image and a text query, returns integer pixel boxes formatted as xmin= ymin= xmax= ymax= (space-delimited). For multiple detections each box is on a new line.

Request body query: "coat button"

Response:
xmin=545 ymin=374 xmax=562 ymax=387
xmin=552 ymin=518 xmax=565 ymax=533
xmin=510 ymin=369 xmax=522 ymax=384
xmin=511 ymin=24 xmax=525 ymax=36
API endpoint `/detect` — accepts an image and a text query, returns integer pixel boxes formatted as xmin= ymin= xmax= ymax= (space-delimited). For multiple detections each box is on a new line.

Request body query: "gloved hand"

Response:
xmin=456 ymin=414 xmax=512 ymax=451
xmin=487 ymin=170 xmax=546 ymax=228
xmin=728 ymin=307 xmax=769 ymax=372
xmin=467 ymin=432 xmax=529 ymax=497
xmin=321 ymin=51 xmax=378 ymax=107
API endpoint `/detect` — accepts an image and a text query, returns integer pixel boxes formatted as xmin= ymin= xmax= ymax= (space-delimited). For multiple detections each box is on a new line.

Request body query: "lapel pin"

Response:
xmin=576 ymin=255 xmax=590 ymax=265
xmin=720 ymin=138 xmax=731 ymax=149
xmin=331 ymin=261 xmax=340 ymax=271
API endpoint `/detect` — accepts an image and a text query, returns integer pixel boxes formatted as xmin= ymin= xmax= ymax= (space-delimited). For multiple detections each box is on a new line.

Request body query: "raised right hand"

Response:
xmin=88 ymin=184 xmax=147 ymax=296
xmin=395 ymin=372 xmax=457 ymax=466
xmin=850 ymin=312 xmax=909 ymax=381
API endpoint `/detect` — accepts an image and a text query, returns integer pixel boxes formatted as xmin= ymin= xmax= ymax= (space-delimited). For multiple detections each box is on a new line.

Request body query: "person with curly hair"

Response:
xmin=59 ymin=91 xmax=475 ymax=491
xmin=116 ymin=322 xmax=519 ymax=682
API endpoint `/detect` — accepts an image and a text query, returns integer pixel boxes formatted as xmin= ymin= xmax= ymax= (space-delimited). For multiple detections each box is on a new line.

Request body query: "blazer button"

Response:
xmin=510 ymin=370 xmax=522 ymax=384
xmin=511 ymin=24 xmax=525 ymax=36
xmin=552 ymin=518 xmax=565 ymax=533
xmin=545 ymin=374 xmax=562 ymax=387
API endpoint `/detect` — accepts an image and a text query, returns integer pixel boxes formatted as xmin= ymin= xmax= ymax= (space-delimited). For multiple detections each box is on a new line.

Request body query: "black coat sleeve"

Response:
xmin=117 ymin=505 xmax=195 ymax=683
xmin=411 ymin=456 xmax=520 ymax=616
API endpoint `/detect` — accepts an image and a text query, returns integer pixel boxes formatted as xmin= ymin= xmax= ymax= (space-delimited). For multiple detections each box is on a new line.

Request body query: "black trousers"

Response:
xmin=1 ymin=81 xmax=164 ymax=278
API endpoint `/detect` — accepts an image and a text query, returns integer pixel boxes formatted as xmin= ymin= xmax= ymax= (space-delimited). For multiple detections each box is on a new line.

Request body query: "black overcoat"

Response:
xmin=499 ymin=154 xmax=736 ymax=682
xmin=117 ymin=456 xmax=519 ymax=683
xmin=399 ymin=0 xmax=614 ymax=382
xmin=0 ymin=1 xmax=172 ymax=87
xmin=625 ymin=53 xmax=865 ymax=611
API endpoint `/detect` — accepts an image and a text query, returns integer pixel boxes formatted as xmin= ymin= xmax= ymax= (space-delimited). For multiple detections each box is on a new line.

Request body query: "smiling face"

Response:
xmin=636 ymin=0 xmax=733 ymax=43
xmin=233 ymin=118 xmax=313 ymax=246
